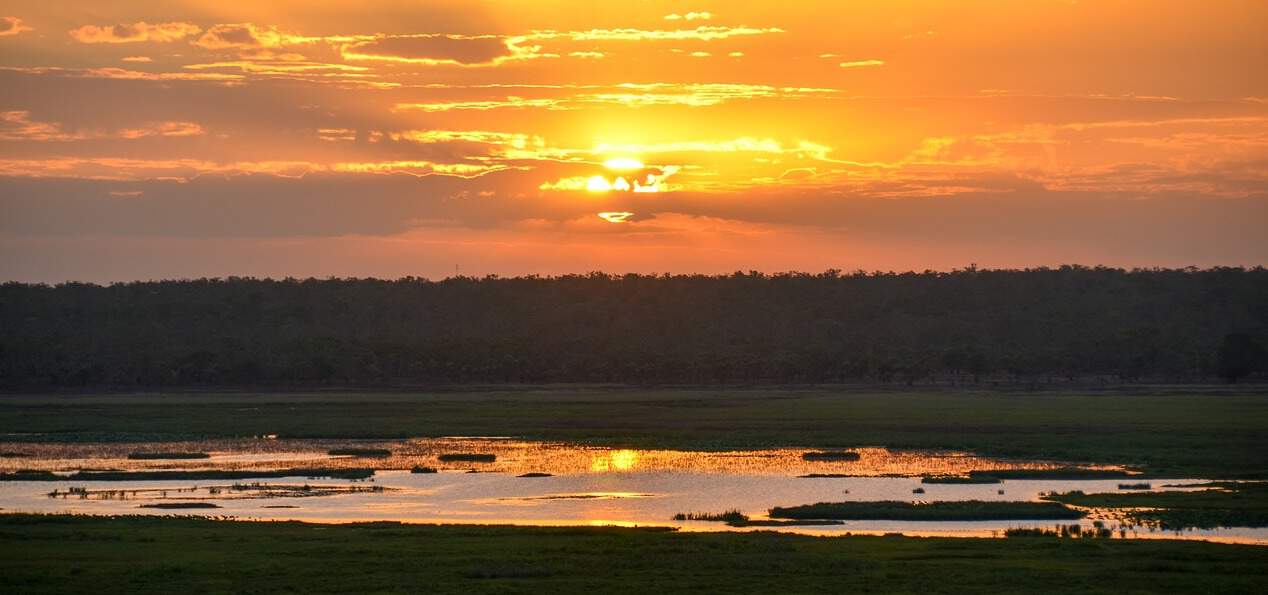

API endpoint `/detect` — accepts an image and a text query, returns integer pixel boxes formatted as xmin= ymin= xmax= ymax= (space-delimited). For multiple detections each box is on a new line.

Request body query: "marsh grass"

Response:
xmin=410 ymin=466 xmax=438 ymax=474
xmin=1118 ymin=483 xmax=1152 ymax=490
xmin=138 ymin=502 xmax=220 ymax=509
xmin=770 ymin=501 xmax=1085 ymax=521
xmin=2 ymin=468 xmax=375 ymax=482
xmin=438 ymin=453 xmax=496 ymax=462
xmin=801 ymin=451 xmax=861 ymax=461
xmin=922 ymin=476 xmax=1003 ymax=484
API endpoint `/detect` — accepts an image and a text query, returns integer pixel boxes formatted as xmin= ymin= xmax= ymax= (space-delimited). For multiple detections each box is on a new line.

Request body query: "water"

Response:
xmin=2 ymin=438 xmax=1264 ymax=544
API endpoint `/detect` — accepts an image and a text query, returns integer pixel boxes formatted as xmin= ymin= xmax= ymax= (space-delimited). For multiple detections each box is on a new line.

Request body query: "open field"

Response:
xmin=2 ymin=388 xmax=1266 ymax=477
xmin=1 ymin=514 xmax=1265 ymax=594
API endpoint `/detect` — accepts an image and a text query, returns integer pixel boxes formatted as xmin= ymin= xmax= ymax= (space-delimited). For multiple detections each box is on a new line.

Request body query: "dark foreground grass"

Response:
xmin=769 ymin=501 xmax=1085 ymax=521
xmin=1045 ymin=482 xmax=1268 ymax=530
xmin=0 ymin=515 xmax=1265 ymax=594
xmin=0 ymin=468 xmax=375 ymax=482
xmin=1 ymin=387 xmax=1266 ymax=476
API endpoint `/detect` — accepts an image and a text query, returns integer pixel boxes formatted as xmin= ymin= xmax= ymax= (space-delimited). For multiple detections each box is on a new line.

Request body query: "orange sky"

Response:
xmin=1 ymin=0 xmax=1265 ymax=281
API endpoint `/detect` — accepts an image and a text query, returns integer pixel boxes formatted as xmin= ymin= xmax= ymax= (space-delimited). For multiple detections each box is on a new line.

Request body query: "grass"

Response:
xmin=137 ymin=503 xmax=220 ymax=509
xmin=673 ymin=510 xmax=749 ymax=524
xmin=327 ymin=448 xmax=391 ymax=457
xmin=922 ymin=476 xmax=1003 ymax=484
xmin=126 ymin=452 xmax=210 ymax=460
xmin=801 ymin=451 xmax=861 ymax=461
xmin=0 ymin=388 xmax=1265 ymax=477
xmin=968 ymin=469 xmax=1134 ymax=480
xmin=0 ymin=514 xmax=1265 ymax=594
xmin=0 ymin=468 xmax=375 ymax=481
xmin=438 ymin=453 xmax=497 ymax=462
xmin=769 ymin=501 xmax=1086 ymax=521
xmin=410 ymin=466 xmax=438 ymax=474
xmin=1044 ymin=482 xmax=1268 ymax=530
xmin=1118 ymin=483 xmax=1153 ymax=490
xmin=518 ymin=472 xmax=553 ymax=477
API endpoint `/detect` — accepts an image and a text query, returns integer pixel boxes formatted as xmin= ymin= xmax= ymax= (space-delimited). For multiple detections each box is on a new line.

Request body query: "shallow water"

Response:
xmin=1 ymin=439 xmax=1264 ymax=544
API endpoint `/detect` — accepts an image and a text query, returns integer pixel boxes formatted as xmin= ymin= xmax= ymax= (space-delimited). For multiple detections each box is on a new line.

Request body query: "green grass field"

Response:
xmin=2 ymin=388 xmax=1266 ymax=477
xmin=0 ymin=515 xmax=1265 ymax=594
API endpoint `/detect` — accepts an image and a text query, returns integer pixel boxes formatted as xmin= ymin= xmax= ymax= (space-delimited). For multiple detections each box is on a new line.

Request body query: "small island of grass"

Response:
xmin=438 ymin=453 xmax=496 ymax=463
xmin=327 ymin=448 xmax=392 ymax=457
xmin=127 ymin=452 xmax=211 ymax=460
xmin=769 ymin=501 xmax=1085 ymax=521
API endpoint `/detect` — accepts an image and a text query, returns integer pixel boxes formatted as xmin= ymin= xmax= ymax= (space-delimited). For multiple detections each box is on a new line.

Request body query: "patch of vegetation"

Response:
xmin=1118 ymin=483 xmax=1152 ymax=490
xmin=969 ymin=469 xmax=1134 ymax=480
xmin=912 ymin=487 xmax=926 ymax=494
xmin=126 ymin=452 xmax=210 ymax=460
xmin=518 ymin=472 xmax=552 ymax=477
xmin=1005 ymin=525 xmax=1114 ymax=539
xmin=1044 ymin=482 xmax=1268 ymax=529
xmin=137 ymin=503 xmax=220 ymax=509
xmin=801 ymin=451 xmax=861 ymax=461
xmin=0 ymin=452 xmax=30 ymax=458
xmin=769 ymin=501 xmax=1085 ymax=521
xmin=0 ymin=468 xmax=374 ymax=482
xmin=673 ymin=510 xmax=749 ymax=524
xmin=410 ymin=466 xmax=437 ymax=474
xmin=922 ymin=476 xmax=1002 ymax=484
xmin=0 ymin=515 xmax=1265 ymax=594
xmin=327 ymin=448 xmax=391 ymax=457
xmin=437 ymin=453 xmax=496 ymax=463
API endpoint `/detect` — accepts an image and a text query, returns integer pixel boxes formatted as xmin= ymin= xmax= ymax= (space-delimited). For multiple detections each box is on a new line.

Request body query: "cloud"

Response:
xmin=0 ymin=111 xmax=205 ymax=142
xmin=192 ymin=23 xmax=319 ymax=49
xmin=340 ymin=34 xmax=528 ymax=66
xmin=394 ymin=84 xmax=838 ymax=112
xmin=69 ymin=22 xmax=200 ymax=44
xmin=544 ymin=25 xmax=782 ymax=42
xmin=0 ymin=16 xmax=31 ymax=37
xmin=664 ymin=12 xmax=713 ymax=21
xmin=121 ymin=56 xmax=152 ymax=63
xmin=839 ymin=59 xmax=885 ymax=69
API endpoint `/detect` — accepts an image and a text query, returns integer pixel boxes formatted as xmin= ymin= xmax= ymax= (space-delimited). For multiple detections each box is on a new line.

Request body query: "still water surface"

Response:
xmin=2 ymin=438 xmax=1264 ymax=544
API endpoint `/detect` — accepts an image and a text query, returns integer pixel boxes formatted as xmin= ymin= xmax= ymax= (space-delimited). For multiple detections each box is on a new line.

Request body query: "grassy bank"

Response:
xmin=769 ymin=501 xmax=1085 ymax=521
xmin=1044 ymin=482 xmax=1268 ymax=529
xmin=1 ymin=514 xmax=1265 ymax=594
xmin=1 ymin=388 xmax=1266 ymax=477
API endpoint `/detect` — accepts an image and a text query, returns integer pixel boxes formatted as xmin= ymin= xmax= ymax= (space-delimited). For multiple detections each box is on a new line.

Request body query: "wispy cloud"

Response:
xmin=839 ymin=59 xmax=884 ymax=69
xmin=69 ymin=21 xmax=200 ymax=44
xmin=0 ymin=16 xmax=32 ymax=37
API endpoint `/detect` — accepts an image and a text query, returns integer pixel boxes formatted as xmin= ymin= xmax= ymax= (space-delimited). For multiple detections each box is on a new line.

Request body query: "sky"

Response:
xmin=0 ymin=0 xmax=1265 ymax=281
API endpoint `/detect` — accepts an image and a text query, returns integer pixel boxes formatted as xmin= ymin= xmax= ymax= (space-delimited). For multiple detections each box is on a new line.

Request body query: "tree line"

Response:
xmin=1 ymin=267 xmax=1265 ymax=388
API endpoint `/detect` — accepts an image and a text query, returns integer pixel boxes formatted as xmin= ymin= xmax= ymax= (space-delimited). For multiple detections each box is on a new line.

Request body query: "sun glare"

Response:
xmin=603 ymin=157 xmax=645 ymax=171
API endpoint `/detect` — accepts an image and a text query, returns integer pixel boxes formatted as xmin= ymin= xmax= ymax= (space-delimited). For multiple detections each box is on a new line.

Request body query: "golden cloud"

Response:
xmin=0 ymin=16 xmax=32 ymax=36
xmin=839 ymin=59 xmax=884 ymax=69
xmin=69 ymin=21 xmax=200 ymax=44
xmin=192 ymin=23 xmax=319 ymax=49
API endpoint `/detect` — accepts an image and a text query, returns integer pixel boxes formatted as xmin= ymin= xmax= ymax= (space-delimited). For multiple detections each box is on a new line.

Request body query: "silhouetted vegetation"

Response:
xmin=126 ymin=452 xmax=210 ymax=460
xmin=1118 ymin=483 xmax=1152 ymax=490
xmin=1005 ymin=525 xmax=1113 ymax=539
xmin=1044 ymin=482 xmax=1268 ymax=529
xmin=137 ymin=502 xmax=220 ymax=509
xmin=769 ymin=501 xmax=1085 ymax=521
xmin=518 ymin=472 xmax=553 ymax=477
xmin=801 ymin=451 xmax=861 ymax=461
xmin=673 ymin=510 xmax=749 ymax=524
xmin=438 ymin=453 xmax=496 ymax=462
xmin=0 ymin=468 xmax=375 ymax=482
xmin=4 ymin=515 xmax=1266 ymax=594
xmin=922 ymin=476 xmax=1002 ymax=484
xmin=968 ymin=469 xmax=1133 ymax=480
xmin=1 ymin=268 xmax=1264 ymax=388
xmin=327 ymin=448 xmax=391 ymax=457
xmin=410 ymin=466 xmax=437 ymax=474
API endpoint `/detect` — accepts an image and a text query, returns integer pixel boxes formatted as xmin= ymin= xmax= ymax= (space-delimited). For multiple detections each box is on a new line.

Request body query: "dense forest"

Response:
xmin=1 ymin=267 xmax=1266 ymax=388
